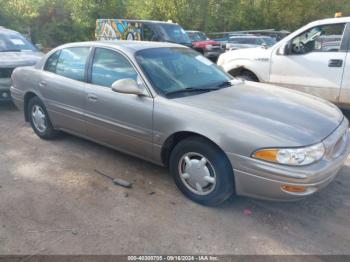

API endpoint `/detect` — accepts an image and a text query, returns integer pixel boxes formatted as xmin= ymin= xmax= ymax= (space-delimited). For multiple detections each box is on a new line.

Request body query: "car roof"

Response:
xmin=56 ymin=40 xmax=187 ymax=54
xmin=96 ymin=19 xmax=179 ymax=26
xmin=308 ymin=16 xmax=350 ymax=26
xmin=0 ymin=26 xmax=21 ymax=35
xmin=229 ymin=35 xmax=266 ymax=39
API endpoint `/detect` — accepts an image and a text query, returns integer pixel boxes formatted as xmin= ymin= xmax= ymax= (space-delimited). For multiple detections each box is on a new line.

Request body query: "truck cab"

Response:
xmin=217 ymin=17 xmax=350 ymax=107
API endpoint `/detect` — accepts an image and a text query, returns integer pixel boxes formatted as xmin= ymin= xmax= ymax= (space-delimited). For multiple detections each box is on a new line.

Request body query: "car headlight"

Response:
xmin=217 ymin=55 xmax=225 ymax=66
xmin=252 ymin=142 xmax=325 ymax=166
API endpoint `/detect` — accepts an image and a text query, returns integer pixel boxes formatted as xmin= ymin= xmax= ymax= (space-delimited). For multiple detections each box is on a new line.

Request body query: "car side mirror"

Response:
xmin=111 ymin=78 xmax=147 ymax=96
xmin=279 ymin=41 xmax=292 ymax=55
xmin=35 ymin=43 xmax=43 ymax=51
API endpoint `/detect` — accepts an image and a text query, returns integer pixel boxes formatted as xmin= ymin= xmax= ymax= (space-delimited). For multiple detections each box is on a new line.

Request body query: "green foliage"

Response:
xmin=0 ymin=0 xmax=349 ymax=47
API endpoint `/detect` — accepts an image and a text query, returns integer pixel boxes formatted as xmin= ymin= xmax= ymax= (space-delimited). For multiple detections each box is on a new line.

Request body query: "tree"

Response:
xmin=0 ymin=0 xmax=349 ymax=47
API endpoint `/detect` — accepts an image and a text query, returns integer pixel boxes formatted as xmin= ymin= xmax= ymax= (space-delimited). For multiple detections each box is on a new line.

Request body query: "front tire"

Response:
xmin=28 ymin=96 xmax=58 ymax=139
xmin=170 ymin=137 xmax=234 ymax=206
xmin=236 ymin=70 xmax=258 ymax=82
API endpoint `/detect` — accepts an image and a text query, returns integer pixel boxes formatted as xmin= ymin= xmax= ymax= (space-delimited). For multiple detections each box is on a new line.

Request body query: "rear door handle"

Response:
xmin=87 ymin=94 xmax=98 ymax=102
xmin=38 ymin=81 xmax=47 ymax=87
xmin=328 ymin=59 xmax=343 ymax=67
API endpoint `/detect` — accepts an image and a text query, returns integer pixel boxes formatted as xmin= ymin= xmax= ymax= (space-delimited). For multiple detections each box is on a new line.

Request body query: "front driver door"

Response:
xmin=84 ymin=47 xmax=154 ymax=160
xmin=269 ymin=23 xmax=348 ymax=103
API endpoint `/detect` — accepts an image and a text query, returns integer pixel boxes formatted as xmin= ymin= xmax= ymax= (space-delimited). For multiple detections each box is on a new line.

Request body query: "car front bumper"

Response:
xmin=227 ymin=118 xmax=350 ymax=201
xmin=0 ymin=78 xmax=12 ymax=102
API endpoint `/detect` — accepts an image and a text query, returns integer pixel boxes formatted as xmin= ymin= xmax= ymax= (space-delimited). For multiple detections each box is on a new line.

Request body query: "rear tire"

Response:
xmin=169 ymin=137 xmax=234 ymax=206
xmin=27 ymin=96 xmax=59 ymax=139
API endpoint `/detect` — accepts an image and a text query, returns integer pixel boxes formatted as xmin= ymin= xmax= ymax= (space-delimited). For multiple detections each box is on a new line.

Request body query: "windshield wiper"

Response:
xmin=166 ymin=87 xmax=220 ymax=96
xmin=216 ymin=80 xmax=233 ymax=88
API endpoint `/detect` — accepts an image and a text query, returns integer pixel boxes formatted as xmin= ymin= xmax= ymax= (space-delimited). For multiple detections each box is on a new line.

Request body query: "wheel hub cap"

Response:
xmin=32 ymin=105 xmax=47 ymax=133
xmin=178 ymin=153 xmax=216 ymax=195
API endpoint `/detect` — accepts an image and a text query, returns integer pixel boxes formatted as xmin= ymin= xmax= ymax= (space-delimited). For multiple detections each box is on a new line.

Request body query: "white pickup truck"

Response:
xmin=217 ymin=17 xmax=350 ymax=107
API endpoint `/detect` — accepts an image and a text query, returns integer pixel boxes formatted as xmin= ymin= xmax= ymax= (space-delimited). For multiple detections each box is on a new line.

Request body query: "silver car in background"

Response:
xmin=10 ymin=41 xmax=350 ymax=205
xmin=0 ymin=27 xmax=43 ymax=102
xmin=225 ymin=35 xmax=276 ymax=51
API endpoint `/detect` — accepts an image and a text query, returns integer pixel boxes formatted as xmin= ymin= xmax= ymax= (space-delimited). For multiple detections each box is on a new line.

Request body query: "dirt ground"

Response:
xmin=0 ymin=102 xmax=350 ymax=255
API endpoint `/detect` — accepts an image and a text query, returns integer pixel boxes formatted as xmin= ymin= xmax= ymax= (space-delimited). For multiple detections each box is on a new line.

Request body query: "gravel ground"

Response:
xmin=0 ymin=102 xmax=349 ymax=255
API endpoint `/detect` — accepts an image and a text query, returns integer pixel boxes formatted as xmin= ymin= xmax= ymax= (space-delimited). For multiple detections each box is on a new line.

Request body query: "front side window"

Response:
xmin=143 ymin=25 xmax=156 ymax=41
xmin=135 ymin=47 xmax=231 ymax=97
xmin=291 ymin=23 xmax=345 ymax=54
xmin=91 ymin=48 xmax=138 ymax=87
xmin=55 ymin=47 xmax=90 ymax=81
xmin=158 ymin=24 xmax=191 ymax=45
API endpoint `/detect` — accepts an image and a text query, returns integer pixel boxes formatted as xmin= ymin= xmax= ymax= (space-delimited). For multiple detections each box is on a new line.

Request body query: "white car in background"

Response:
xmin=217 ymin=17 xmax=350 ymax=107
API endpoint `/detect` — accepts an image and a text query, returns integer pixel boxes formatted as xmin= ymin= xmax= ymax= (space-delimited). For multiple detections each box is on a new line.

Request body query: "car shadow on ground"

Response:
xmin=2 ymin=101 xmax=350 ymax=217
xmin=0 ymin=102 xmax=17 ymax=111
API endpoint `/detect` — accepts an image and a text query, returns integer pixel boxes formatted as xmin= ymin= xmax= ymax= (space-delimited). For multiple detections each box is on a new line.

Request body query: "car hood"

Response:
xmin=193 ymin=40 xmax=219 ymax=46
xmin=0 ymin=51 xmax=43 ymax=67
xmin=173 ymin=81 xmax=343 ymax=147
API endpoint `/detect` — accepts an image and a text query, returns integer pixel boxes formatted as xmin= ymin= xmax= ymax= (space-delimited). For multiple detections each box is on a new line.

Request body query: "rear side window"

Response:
xmin=91 ymin=48 xmax=138 ymax=87
xmin=54 ymin=47 xmax=90 ymax=81
xmin=44 ymin=50 xmax=61 ymax=73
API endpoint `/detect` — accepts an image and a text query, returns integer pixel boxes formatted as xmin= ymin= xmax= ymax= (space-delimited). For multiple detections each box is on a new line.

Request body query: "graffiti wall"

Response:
xmin=95 ymin=19 xmax=143 ymax=41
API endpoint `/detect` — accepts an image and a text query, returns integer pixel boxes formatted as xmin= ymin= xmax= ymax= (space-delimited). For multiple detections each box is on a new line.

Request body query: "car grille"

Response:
xmin=0 ymin=68 xmax=14 ymax=78
xmin=331 ymin=129 xmax=348 ymax=159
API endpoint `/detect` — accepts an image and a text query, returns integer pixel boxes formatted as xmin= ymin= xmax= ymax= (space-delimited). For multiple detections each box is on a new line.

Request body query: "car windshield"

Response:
xmin=228 ymin=36 xmax=276 ymax=46
xmin=187 ymin=32 xmax=208 ymax=42
xmin=159 ymin=24 xmax=192 ymax=45
xmin=135 ymin=47 xmax=232 ymax=97
xmin=229 ymin=37 xmax=258 ymax=44
xmin=261 ymin=37 xmax=276 ymax=46
xmin=0 ymin=33 xmax=37 ymax=52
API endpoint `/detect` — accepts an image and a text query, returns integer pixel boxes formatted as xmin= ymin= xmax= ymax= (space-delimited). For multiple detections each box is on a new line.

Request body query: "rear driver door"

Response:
xmin=40 ymin=47 xmax=90 ymax=134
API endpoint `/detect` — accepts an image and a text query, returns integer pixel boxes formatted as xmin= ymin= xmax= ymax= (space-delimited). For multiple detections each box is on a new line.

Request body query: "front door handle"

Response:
xmin=87 ymin=94 xmax=98 ymax=102
xmin=328 ymin=59 xmax=343 ymax=67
